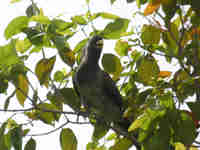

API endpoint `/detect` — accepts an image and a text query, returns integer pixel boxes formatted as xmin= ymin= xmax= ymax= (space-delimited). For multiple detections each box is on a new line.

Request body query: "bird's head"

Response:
xmin=87 ymin=35 xmax=103 ymax=53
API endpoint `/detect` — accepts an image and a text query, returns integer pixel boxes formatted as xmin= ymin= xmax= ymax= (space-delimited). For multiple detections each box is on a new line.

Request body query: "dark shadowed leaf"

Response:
xmin=174 ymin=111 xmax=197 ymax=145
xmin=187 ymin=102 xmax=200 ymax=120
xmin=10 ymin=126 xmax=22 ymax=150
xmin=102 ymin=18 xmax=130 ymax=39
xmin=4 ymin=16 xmax=29 ymax=39
xmin=92 ymin=124 xmax=108 ymax=141
xmin=60 ymin=128 xmax=77 ymax=150
xmin=24 ymin=138 xmax=36 ymax=150
xmin=59 ymin=88 xmax=81 ymax=111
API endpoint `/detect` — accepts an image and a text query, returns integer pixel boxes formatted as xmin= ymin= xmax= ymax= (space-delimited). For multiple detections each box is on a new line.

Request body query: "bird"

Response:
xmin=73 ymin=35 xmax=125 ymax=124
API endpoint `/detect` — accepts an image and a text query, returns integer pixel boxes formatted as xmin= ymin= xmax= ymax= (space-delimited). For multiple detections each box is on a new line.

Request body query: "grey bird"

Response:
xmin=73 ymin=35 xmax=124 ymax=124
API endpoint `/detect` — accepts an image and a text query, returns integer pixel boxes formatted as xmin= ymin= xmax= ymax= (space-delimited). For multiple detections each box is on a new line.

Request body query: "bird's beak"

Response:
xmin=96 ymin=39 xmax=103 ymax=49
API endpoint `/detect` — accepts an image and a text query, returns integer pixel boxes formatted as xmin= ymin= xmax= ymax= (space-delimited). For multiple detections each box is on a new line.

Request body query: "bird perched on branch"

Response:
xmin=73 ymin=35 xmax=140 ymax=150
xmin=73 ymin=35 xmax=124 ymax=123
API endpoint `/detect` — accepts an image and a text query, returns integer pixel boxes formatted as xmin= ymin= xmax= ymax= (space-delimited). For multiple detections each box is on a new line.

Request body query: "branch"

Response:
xmin=27 ymin=121 xmax=69 ymax=136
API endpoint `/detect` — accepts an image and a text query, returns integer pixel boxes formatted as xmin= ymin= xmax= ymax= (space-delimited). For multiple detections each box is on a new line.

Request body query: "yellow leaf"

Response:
xmin=175 ymin=142 xmax=186 ymax=150
xmin=35 ymin=56 xmax=56 ymax=87
xmin=158 ymin=71 xmax=172 ymax=78
xmin=190 ymin=146 xmax=198 ymax=150
xmin=144 ymin=0 xmax=161 ymax=16
xmin=16 ymin=74 xmax=29 ymax=106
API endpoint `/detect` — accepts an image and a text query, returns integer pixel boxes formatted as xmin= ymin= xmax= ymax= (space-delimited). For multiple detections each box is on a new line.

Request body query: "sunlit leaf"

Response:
xmin=10 ymin=0 xmax=21 ymax=3
xmin=24 ymin=138 xmax=36 ymax=150
xmin=16 ymin=74 xmax=29 ymax=107
xmin=115 ymin=40 xmax=129 ymax=56
xmin=35 ymin=56 xmax=56 ymax=86
xmin=73 ymin=38 xmax=88 ymax=53
xmin=102 ymin=18 xmax=130 ymax=39
xmin=141 ymin=25 xmax=161 ymax=45
xmin=16 ymin=38 xmax=32 ymax=53
xmin=144 ymin=0 xmax=161 ymax=16
xmin=0 ymin=40 xmax=20 ymax=67
xmin=99 ymin=12 xmax=119 ymax=20
xmin=158 ymin=71 xmax=172 ymax=78
xmin=71 ymin=15 xmax=87 ymax=25
xmin=4 ymin=16 xmax=29 ymax=39
xmin=54 ymin=71 xmax=65 ymax=82
xmin=31 ymin=15 xmax=51 ymax=24
xmin=110 ymin=138 xmax=132 ymax=150
xmin=60 ymin=128 xmax=77 ymax=150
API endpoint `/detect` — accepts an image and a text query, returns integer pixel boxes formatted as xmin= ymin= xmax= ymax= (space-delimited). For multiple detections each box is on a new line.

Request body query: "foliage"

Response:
xmin=0 ymin=0 xmax=200 ymax=150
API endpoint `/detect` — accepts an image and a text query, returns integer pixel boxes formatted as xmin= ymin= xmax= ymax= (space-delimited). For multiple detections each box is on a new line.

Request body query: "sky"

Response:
xmin=0 ymin=0 xmax=182 ymax=150
xmin=0 ymin=0 xmax=140 ymax=150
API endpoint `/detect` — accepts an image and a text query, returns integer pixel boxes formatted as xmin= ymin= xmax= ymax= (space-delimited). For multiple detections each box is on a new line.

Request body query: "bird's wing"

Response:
xmin=102 ymin=71 xmax=123 ymax=109
xmin=72 ymin=75 xmax=81 ymax=98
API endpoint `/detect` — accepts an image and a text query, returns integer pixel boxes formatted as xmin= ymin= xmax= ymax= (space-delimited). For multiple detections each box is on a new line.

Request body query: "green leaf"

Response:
xmin=0 ymin=41 xmax=20 ymax=67
xmin=141 ymin=25 xmax=161 ymax=45
xmin=10 ymin=126 xmax=22 ymax=150
xmin=102 ymin=18 xmax=130 ymax=39
xmin=73 ymin=38 xmax=88 ymax=53
xmin=26 ymin=4 xmax=40 ymax=17
xmin=71 ymin=15 xmax=87 ymax=25
xmin=174 ymin=111 xmax=197 ymax=145
xmin=30 ymin=15 xmax=51 ymax=24
xmin=110 ymin=138 xmax=132 ymax=150
xmin=115 ymin=40 xmax=129 ymax=56
xmin=102 ymin=53 xmax=123 ymax=77
xmin=37 ymin=103 xmax=61 ymax=124
xmin=16 ymin=38 xmax=32 ymax=53
xmin=136 ymin=55 xmax=160 ymax=85
xmin=23 ymin=28 xmax=43 ymax=45
xmin=59 ymin=88 xmax=81 ymax=111
xmin=187 ymin=102 xmax=200 ymax=121
xmin=59 ymin=48 xmax=75 ymax=67
xmin=128 ymin=113 xmax=148 ymax=132
xmin=60 ymin=128 xmax=77 ymax=150
xmin=54 ymin=71 xmax=65 ymax=82
xmin=35 ymin=56 xmax=56 ymax=86
xmin=4 ymin=16 xmax=29 ymax=39
xmin=92 ymin=124 xmax=108 ymax=141
xmin=10 ymin=0 xmax=21 ymax=3
xmin=99 ymin=12 xmax=119 ymax=20
xmin=16 ymin=74 xmax=29 ymax=106
xmin=24 ymin=138 xmax=36 ymax=150
xmin=110 ymin=0 xmax=117 ymax=4
xmin=175 ymin=142 xmax=186 ymax=150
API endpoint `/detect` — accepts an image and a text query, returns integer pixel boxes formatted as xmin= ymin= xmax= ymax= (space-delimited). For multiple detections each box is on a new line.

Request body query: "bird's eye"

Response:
xmin=96 ymin=39 xmax=103 ymax=49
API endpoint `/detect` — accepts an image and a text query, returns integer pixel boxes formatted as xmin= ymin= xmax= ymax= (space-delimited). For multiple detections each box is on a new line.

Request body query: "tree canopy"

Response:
xmin=0 ymin=0 xmax=200 ymax=150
